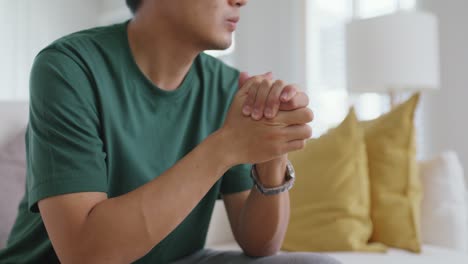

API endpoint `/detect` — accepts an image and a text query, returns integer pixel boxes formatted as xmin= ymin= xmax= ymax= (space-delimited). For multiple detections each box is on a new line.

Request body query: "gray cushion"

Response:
xmin=0 ymin=130 xmax=26 ymax=248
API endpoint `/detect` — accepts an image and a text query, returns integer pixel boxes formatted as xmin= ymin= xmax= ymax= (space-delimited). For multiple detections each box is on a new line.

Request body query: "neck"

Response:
xmin=127 ymin=15 xmax=200 ymax=91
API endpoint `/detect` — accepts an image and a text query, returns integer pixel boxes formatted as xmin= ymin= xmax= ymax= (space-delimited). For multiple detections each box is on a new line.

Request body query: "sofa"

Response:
xmin=1 ymin=101 xmax=468 ymax=263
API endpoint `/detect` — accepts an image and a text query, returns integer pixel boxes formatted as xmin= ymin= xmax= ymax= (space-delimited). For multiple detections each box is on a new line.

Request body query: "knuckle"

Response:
xmin=274 ymin=79 xmax=285 ymax=88
xmin=253 ymin=76 xmax=263 ymax=82
xmin=253 ymin=78 xmax=263 ymax=86
xmin=261 ymin=79 xmax=271 ymax=87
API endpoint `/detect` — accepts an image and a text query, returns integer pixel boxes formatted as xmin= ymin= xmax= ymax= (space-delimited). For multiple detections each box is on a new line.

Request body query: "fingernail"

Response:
xmin=252 ymin=109 xmax=261 ymax=119
xmin=265 ymin=108 xmax=273 ymax=118
xmin=281 ymin=92 xmax=289 ymax=101
xmin=243 ymin=106 xmax=251 ymax=115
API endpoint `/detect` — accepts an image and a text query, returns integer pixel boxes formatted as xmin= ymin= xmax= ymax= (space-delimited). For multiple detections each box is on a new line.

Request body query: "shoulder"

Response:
xmin=35 ymin=22 xmax=125 ymax=68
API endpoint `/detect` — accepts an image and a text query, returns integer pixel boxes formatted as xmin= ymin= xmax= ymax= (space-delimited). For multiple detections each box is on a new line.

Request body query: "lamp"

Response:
xmin=345 ymin=10 xmax=440 ymax=108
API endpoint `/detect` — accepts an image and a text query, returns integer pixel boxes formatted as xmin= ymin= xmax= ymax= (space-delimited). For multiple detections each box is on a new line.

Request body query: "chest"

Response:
xmin=97 ymin=83 xmax=225 ymax=197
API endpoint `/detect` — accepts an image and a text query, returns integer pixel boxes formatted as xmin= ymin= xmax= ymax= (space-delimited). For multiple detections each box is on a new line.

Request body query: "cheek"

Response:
xmin=197 ymin=13 xmax=223 ymax=37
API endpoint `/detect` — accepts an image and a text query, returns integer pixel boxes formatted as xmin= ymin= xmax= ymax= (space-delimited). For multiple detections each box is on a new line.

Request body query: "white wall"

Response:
xmin=419 ymin=0 xmax=468 ymax=183
xmin=0 ymin=0 xmax=101 ymax=100
xmin=98 ymin=0 xmax=131 ymax=25
xmin=233 ymin=0 xmax=307 ymax=89
xmin=100 ymin=0 xmax=125 ymax=11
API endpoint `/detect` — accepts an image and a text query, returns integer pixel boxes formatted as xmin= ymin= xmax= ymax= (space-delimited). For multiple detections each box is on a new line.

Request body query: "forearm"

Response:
xmin=75 ymin=131 xmax=232 ymax=263
xmin=236 ymin=161 xmax=290 ymax=257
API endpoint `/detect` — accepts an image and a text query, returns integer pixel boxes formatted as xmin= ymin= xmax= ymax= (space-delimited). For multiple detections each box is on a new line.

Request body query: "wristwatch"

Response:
xmin=250 ymin=160 xmax=295 ymax=196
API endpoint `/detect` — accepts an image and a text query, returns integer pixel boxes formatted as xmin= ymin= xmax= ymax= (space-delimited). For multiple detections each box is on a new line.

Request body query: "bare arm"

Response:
xmin=225 ymin=75 xmax=312 ymax=257
xmin=39 ymin=131 xmax=231 ymax=264
xmin=224 ymin=159 xmax=291 ymax=257
xmin=39 ymin=74 xmax=310 ymax=263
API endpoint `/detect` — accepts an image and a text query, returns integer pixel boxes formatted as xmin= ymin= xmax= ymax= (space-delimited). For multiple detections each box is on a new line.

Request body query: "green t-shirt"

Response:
xmin=0 ymin=21 xmax=253 ymax=263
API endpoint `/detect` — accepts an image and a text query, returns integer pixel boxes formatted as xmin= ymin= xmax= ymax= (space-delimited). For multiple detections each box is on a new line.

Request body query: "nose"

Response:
xmin=229 ymin=0 xmax=248 ymax=7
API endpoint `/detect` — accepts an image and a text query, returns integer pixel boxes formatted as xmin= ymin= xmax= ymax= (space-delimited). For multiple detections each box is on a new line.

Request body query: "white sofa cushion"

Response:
xmin=0 ymin=101 xmax=29 ymax=147
xmin=0 ymin=102 xmax=29 ymax=248
xmin=210 ymin=242 xmax=468 ymax=264
xmin=0 ymin=101 xmax=29 ymax=248
xmin=420 ymin=151 xmax=468 ymax=252
xmin=319 ymin=245 xmax=468 ymax=264
xmin=0 ymin=131 xmax=27 ymax=248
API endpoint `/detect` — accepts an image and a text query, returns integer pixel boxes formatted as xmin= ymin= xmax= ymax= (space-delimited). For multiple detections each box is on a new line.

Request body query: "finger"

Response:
xmin=238 ymin=72 xmax=272 ymax=93
xmin=282 ymin=125 xmax=313 ymax=141
xmin=279 ymin=92 xmax=310 ymax=111
xmin=264 ymin=80 xmax=285 ymax=119
xmin=240 ymin=72 xmax=274 ymax=115
xmin=283 ymin=139 xmax=307 ymax=153
xmin=238 ymin=72 xmax=250 ymax=89
xmin=273 ymin=107 xmax=314 ymax=126
xmin=242 ymin=80 xmax=260 ymax=116
xmin=252 ymin=79 xmax=272 ymax=120
xmin=280 ymin=84 xmax=298 ymax=102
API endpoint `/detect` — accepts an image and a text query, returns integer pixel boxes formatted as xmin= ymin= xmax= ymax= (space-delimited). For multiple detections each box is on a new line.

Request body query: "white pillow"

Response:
xmin=420 ymin=151 xmax=468 ymax=252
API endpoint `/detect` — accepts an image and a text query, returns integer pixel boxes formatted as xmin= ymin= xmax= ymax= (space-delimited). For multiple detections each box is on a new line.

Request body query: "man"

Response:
xmin=0 ymin=0 xmax=340 ymax=263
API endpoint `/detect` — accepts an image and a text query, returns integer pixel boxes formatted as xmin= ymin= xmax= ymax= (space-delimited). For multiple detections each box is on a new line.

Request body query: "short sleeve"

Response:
xmin=219 ymin=164 xmax=254 ymax=196
xmin=27 ymin=48 xmax=107 ymax=212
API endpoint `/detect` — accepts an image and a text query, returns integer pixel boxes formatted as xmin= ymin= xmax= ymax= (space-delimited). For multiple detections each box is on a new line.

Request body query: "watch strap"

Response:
xmin=250 ymin=161 xmax=295 ymax=196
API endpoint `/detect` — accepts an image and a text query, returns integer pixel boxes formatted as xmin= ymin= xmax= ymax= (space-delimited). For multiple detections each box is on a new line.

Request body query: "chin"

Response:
xmin=202 ymin=32 xmax=233 ymax=51
xmin=211 ymin=38 xmax=233 ymax=50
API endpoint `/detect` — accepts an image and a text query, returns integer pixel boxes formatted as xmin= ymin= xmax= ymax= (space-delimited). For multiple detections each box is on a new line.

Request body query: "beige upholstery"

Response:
xmin=0 ymin=101 xmax=29 ymax=248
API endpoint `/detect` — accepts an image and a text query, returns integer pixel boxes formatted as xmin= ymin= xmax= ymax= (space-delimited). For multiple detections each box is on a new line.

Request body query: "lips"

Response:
xmin=226 ymin=17 xmax=239 ymax=31
xmin=227 ymin=17 xmax=240 ymax=23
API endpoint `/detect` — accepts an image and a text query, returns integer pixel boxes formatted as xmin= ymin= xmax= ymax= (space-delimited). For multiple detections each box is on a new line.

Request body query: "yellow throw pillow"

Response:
xmin=282 ymin=108 xmax=385 ymax=252
xmin=363 ymin=93 xmax=422 ymax=252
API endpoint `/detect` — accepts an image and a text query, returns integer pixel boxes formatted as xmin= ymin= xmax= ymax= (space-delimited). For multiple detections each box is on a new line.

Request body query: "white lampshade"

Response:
xmin=346 ymin=11 xmax=440 ymax=94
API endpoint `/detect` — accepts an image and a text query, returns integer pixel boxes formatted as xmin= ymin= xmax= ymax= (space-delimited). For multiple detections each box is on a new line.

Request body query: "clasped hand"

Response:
xmin=221 ymin=71 xmax=313 ymax=184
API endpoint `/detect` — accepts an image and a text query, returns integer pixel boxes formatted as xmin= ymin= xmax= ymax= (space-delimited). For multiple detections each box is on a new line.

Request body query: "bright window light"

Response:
xmin=316 ymin=0 xmax=350 ymax=16
xmin=358 ymin=0 xmax=396 ymax=18
xmin=400 ymin=0 xmax=417 ymax=10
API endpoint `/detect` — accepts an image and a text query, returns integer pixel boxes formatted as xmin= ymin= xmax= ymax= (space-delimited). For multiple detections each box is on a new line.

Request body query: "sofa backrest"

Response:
xmin=0 ymin=101 xmax=29 ymax=248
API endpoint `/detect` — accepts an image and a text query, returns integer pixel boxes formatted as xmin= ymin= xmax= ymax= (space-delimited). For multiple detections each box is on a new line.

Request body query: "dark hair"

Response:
xmin=126 ymin=0 xmax=142 ymax=14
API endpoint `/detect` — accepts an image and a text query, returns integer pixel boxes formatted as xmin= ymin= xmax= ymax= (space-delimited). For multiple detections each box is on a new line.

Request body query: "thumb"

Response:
xmin=238 ymin=72 xmax=250 ymax=90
